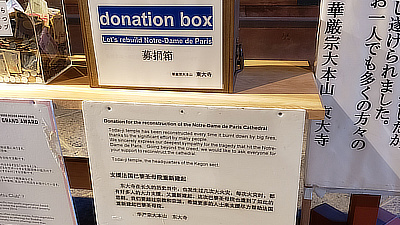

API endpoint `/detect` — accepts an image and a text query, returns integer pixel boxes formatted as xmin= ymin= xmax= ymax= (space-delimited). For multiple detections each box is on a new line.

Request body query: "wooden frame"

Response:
xmin=79 ymin=0 xmax=238 ymax=93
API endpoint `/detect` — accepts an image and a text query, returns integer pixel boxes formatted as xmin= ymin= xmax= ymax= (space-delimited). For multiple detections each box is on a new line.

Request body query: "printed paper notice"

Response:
xmin=83 ymin=102 xmax=305 ymax=225
xmin=0 ymin=99 xmax=77 ymax=225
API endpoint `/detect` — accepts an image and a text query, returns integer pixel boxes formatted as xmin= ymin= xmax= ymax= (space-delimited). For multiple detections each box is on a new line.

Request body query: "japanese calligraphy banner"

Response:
xmin=307 ymin=0 xmax=400 ymax=192
xmin=0 ymin=99 xmax=77 ymax=224
xmin=87 ymin=0 xmax=223 ymax=89
xmin=83 ymin=101 xmax=305 ymax=225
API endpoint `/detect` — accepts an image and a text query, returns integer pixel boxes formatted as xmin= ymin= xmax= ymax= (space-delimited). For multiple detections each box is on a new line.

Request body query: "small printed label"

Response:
xmin=170 ymin=71 xmax=212 ymax=78
xmin=195 ymin=71 xmax=212 ymax=78
xmin=171 ymin=72 xmax=193 ymax=77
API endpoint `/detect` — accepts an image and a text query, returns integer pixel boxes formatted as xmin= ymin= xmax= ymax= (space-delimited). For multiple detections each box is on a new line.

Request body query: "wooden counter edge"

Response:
xmin=0 ymin=84 xmax=324 ymax=120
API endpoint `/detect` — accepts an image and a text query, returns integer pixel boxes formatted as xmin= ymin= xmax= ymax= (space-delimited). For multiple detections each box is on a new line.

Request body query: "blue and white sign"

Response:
xmin=88 ymin=0 xmax=223 ymax=89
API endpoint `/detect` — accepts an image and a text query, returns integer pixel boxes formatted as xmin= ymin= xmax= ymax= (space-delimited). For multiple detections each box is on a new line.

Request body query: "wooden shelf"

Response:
xmin=0 ymin=64 xmax=323 ymax=120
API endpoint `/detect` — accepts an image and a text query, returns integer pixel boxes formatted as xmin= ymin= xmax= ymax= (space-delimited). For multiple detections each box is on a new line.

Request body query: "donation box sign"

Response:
xmin=0 ymin=99 xmax=77 ymax=225
xmin=83 ymin=102 xmax=306 ymax=225
xmin=307 ymin=0 xmax=400 ymax=192
xmin=87 ymin=0 xmax=224 ymax=90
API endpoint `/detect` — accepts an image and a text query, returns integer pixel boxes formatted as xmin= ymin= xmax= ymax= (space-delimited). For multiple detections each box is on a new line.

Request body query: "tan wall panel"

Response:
xmin=241 ymin=5 xmax=319 ymax=17
xmin=241 ymin=0 xmax=298 ymax=5
xmin=64 ymin=157 xmax=92 ymax=190
xmin=240 ymin=27 xmax=317 ymax=63
xmin=67 ymin=24 xmax=85 ymax=54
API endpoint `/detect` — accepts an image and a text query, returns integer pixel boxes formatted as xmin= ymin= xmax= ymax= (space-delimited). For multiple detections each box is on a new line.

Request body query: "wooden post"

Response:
xmin=347 ymin=194 xmax=381 ymax=225
xmin=64 ymin=156 xmax=92 ymax=190
xmin=300 ymin=187 xmax=313 ymax=225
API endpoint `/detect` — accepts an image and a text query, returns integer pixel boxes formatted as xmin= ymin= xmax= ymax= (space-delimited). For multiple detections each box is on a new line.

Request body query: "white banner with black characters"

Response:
xmin=307 ymin=0 xmax=400 ymax=192
xmin=0 ymin=99 xmax=77 ymax=224
xmin=88 ymin=0 xmax=223 ymax=89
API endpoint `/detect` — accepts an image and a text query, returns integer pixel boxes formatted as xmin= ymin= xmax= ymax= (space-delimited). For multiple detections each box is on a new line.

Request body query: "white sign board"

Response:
xmin=307 ymin=0 xmax=400 ymax=192
xmin=0 ymin=1 xmax=12 ymax=37
xmin=83 ymin=102 xmax=306 ymax=225
xmin=0 ymin=99 xmax=77 ymax=224
xmin=88 ymin=0 xmax=223 ymax=89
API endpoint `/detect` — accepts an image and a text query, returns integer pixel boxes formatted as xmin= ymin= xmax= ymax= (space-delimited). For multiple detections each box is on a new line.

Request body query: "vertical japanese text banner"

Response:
xmin=307 ymin=0 xmax=400 ymax=192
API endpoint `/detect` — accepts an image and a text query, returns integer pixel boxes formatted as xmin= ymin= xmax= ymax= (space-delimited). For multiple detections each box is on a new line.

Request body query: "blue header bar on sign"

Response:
xmin=98 ymin=6 xmax=213 ymax=30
